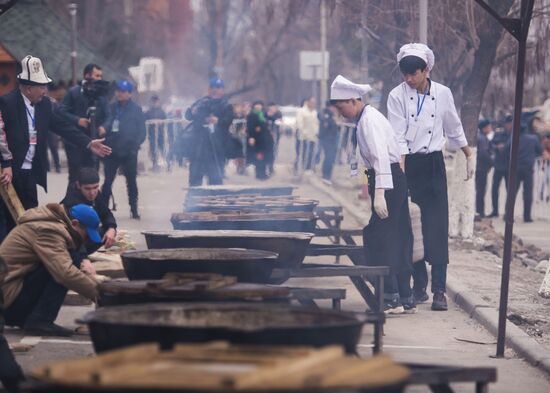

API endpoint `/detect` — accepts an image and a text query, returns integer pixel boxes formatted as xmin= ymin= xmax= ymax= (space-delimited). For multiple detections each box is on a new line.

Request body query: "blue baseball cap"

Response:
xmin=208 ymin=77 xmax=224 ymax=89
xmin=70 ymin=204 xmax=102 ymax=244
xmin=116 ymin=80 xmax=134 ymax=92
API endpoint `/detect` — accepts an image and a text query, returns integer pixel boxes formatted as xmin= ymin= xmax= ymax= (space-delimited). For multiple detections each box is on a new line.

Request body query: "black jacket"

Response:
xmin=185 ymin=96 xmax=234 ymax=158
xmin=104 ymin=100 xmax=146 ymax=156
xmin=507 ymin=132 xmax=543 ymax=170
xmin=58 ymin=84 xmax=110 ymax=142
xmin=61 ymin=183 xmax=117 ymax=230
xmin=0 ymin=89 xmax=92 ymax=191
xmin=476 ymin=131 xmax=493 ymax=172
xmin=491 ymin=131 xmax=511 ymax=172
xmin=246 ymin=112 xmax=271 ymax=154
xmin=319 ymin=108 xmax=339 ymax=143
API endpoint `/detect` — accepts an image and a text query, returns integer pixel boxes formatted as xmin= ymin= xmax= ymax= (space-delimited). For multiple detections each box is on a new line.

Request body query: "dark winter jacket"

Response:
xmin=319 ymin=108 xmax=339 ymax=143
xmin=0 ymin=89 xmax=92 ymax=191
xmin=507 ymin=132 xmax=543 ymax=170
xmin=246 ymin=111 xmax=271 ymax=155
xmin=58 ymin=84 xmax=110 ymax=141
xmin=104 ymin=99 xmax=146 ymax=156
xmin=476 ymin=131 xmax=493 ymax=172
xmin=491 ymin=131 xmax=511 ymax=172
xmin=61 ymin=183 xmax=117 ymax=230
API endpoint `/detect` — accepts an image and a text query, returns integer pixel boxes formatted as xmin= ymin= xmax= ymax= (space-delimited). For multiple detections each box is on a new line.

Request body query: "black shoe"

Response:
xmin=431 ymin=291 xmax=448 ymax=311
xmin=23 ymin=321 xmax=74 ymax=337
xmin=413 ymin=289 xmax=429 ymax=303
xmin=402 ymin=299 xmax=417 ymax=314
xmin=488 ymin=212 xmax=499 ymax=218
xmin=524 ymin=218 xmax=533 ymax=223
xmin=131 ymin=211 xmax=141 ymax=220
xmin=383 ymin=299 xmax=404 ymax=315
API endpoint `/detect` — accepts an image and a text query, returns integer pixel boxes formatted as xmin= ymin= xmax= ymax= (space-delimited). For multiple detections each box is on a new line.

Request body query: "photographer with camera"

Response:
xmin=185 ymin=77 xmax=234 ymax=186
xmin=58 ymin=63 xmax=111 ymax=182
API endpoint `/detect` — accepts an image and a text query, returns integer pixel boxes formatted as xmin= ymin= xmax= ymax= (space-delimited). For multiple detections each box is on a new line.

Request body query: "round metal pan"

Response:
xmin=142 ymin=230 xmax=314 ymax=269
xmin=77 ymin=302 xmax=367 ymax=354
xmin=121 ymin=248 xmax=278 ymax=283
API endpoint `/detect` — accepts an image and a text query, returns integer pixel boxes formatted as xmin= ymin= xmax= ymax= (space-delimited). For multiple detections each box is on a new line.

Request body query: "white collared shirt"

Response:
xmin=356 ymin=105 xmax=401 ymax=189
xmin=21 ymin=93 xmax=37 ymax=170
xmin=387 ymin=80 xmax=468 ymax=155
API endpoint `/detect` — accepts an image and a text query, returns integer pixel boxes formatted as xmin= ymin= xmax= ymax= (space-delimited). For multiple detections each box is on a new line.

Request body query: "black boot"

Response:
xmin=130 ymin=205 xmax=140 ymax=220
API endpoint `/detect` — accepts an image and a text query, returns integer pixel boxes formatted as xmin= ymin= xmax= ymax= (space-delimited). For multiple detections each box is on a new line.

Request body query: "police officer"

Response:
xmin=475 ymin=119 xmax=494 ymax=218
xmin=185 ymin=77 xmax=234 ymax=186
xmin=100 ymin=80 xmax=146 ymax=219
xmin=58 ymin=63 xmax=110 ymax=182
xmin=489 ymin=115 xmax=512 ymax=217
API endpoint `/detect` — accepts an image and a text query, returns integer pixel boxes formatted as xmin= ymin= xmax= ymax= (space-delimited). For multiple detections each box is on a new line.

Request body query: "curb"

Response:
xmin=306 ymin=173 xmax=550 ymax=376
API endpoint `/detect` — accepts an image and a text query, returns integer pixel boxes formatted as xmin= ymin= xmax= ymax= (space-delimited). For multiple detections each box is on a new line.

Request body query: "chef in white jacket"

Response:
xmin=387 ymin=43 xmax=474 ymax=311
xmin=331 ymin=75 xmax=414 ymax=314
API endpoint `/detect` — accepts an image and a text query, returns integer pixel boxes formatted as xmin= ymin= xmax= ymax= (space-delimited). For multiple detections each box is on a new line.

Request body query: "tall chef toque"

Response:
xmin=330 ymin=75 xmax=372 ymax=100
xmin=17 ymin=55 xmax=52 ymax=85
xmin=397 ymin=43 xmax=435 ymax=71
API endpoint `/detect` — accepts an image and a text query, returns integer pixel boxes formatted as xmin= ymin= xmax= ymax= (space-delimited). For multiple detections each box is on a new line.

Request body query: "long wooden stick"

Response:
xmin=0 ymin=181 xmax=25 ymax=222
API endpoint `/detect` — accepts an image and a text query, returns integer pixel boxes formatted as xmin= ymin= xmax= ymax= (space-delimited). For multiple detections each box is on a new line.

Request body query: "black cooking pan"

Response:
xmin=121 ymin=248 xmax=278 ymax=283
xmin=142 ymin=230 xmax=314 ymax=269
xmin=185 ymin=185 xmax=295 ymax=198
xmin=170 ymin=212 xmax=317 ymax=233
xmin=77 ymin=302 xmax=368 ymax=354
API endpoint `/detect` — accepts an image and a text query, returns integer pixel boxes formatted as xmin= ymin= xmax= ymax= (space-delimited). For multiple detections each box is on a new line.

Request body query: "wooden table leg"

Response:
xmin=476 ymin=382 xmax=489 ymax=393
xmin=332 ymin=298 xmax=341 ymax=310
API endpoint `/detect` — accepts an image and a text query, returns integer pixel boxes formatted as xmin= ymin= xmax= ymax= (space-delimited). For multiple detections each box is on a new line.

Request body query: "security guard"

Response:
xmin=100 ymin=80 xmax=146 ymax=219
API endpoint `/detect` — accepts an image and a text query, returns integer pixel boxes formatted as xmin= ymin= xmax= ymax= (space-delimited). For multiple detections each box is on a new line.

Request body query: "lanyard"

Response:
xmin=25 ymin=105 xmax=35 ymax=129
xmin=416 ymin=90 xmax=428 ymax=118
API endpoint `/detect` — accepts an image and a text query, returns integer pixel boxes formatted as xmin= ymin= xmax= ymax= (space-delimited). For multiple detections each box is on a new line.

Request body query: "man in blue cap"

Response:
xmin=100 ymin=80 xmax=146 ymax=219
xmin=0 ymin=203 xmax=100 ymax=337
xmin=184 ymin=76 xmax=234 ymax=186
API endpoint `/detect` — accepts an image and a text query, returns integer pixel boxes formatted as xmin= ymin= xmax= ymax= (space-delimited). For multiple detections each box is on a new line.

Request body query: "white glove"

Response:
xmin=373 ymin=188 xmax=389 ymax=219
xmin=465 ymin=155 xmax=475 ymax=181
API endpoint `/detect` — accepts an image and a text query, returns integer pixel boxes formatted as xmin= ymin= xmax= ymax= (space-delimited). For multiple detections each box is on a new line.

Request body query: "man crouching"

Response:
xmin=0 ymin=203 xmax=100 ymax=337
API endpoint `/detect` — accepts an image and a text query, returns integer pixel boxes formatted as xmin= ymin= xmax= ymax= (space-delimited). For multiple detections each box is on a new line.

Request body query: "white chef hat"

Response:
xmin=330 ymin=75 xmax=372 ymax=100
xmin=396 ymin=43 xmax=435 ymax=71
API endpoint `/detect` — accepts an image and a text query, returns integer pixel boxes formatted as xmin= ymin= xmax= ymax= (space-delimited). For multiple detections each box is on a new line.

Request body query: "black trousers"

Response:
xmin=321 ymin=138 xmax=338 ymax=180
xmin=491 ymin=169 xmax=508 ymax=215
xmin=475 ymin=169 xmax=489 ymax=216
xmin=405 ymin=151 xmax=449 ymax=293
xmin=3 ymin=259 xmax=82 ymax=327
xmin=0 ymin=170 xmax=38 ymax=243
xmin=148 ymin=125 xmax=165 ymax=169
xmin=0 ymin=335 xmax=24 ymax=392
xmin=513 ymin=166 xmax=534 ymax=220
xmin=47 ymin=133 xmax=61 ymax=172
xmin=101 ymin=153 xmax=139 ymax=212
xmin=65 ymin=142 xmax=97 ymax=183
xmin=188 ymin=136 xmax=223 ymax=187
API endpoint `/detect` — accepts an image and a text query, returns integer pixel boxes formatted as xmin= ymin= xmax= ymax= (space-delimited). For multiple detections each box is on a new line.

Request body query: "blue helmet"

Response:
xmin=116 ymin=80 xmax=134 ymax=92
xmin=208 ymin=76 xmax=224 ymax=89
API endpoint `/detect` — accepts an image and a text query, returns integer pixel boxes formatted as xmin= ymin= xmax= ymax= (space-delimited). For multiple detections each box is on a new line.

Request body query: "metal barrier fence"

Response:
xmin=144 ymin=118 xmax=189 ymax=171
xmin=534 ymin=157 xmax=550 ymax=218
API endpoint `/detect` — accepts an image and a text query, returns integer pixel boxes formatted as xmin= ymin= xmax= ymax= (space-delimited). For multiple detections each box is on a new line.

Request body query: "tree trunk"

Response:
xmin=448 ymin=0 xmax=514 ymax=238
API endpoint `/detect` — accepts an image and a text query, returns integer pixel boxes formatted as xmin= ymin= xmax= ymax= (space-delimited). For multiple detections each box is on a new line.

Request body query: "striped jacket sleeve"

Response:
xmin=0 ymin=110 xmax=13 ymax=167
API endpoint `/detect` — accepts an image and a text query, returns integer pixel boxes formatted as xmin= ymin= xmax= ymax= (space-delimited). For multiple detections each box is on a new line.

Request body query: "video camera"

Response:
xmin=82 ymin=79 xmax=110 ymax=102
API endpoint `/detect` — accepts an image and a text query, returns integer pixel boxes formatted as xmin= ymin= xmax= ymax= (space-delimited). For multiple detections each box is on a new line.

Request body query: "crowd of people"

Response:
xmin=475 ymin=112 xmax=549 ymax=222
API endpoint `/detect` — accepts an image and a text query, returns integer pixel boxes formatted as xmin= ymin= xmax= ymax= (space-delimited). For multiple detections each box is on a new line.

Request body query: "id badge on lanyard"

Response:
xmin=112 ymin=119 xmax=120 ymax=133
xmin=26 ymin=106 xmax=37 ymax=145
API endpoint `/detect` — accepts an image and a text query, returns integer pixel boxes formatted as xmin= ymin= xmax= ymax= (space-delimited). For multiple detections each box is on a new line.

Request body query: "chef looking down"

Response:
xmin=387 ymin=43 xmax=474 ymax=311
xmin=330 ymin=75 xmax=414 ymax=314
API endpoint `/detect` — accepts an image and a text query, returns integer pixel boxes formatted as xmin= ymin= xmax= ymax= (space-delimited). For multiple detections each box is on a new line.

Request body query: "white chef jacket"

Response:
xmin=21 ymin=93 xmax=37 ymax=170
xmin=356 ymin=105 xmax=401 ymax=190
xmin=387 ymin=80 xmax=468 ymax=155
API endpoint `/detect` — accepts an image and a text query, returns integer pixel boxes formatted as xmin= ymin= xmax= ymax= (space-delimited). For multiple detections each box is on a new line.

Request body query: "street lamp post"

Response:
xmin=68 ymin=3 xmax=77 ymax=86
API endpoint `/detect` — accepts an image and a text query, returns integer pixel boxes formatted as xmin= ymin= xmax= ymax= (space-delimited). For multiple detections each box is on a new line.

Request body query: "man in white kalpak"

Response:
xmin=387 ymin=43 xmax=474 ymax=311
xmin=331 ymin=75 xmax=414 ymax=314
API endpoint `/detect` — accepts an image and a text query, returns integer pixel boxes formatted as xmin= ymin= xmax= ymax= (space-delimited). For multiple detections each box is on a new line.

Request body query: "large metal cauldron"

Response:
xmin=170 ymin=212 xmax=317 ymax=233
xmin=185 ymin=185 xmax=295 ymax=198
xmin=143 ymin=230 xmax=314 ymax=269
xmin=121 ymin=248 xmax=278 ymax=283
xmin=97 ymin=279 xmax=291 ymax=307
xmin=78 ymin=302 xmax=367 ymax=354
